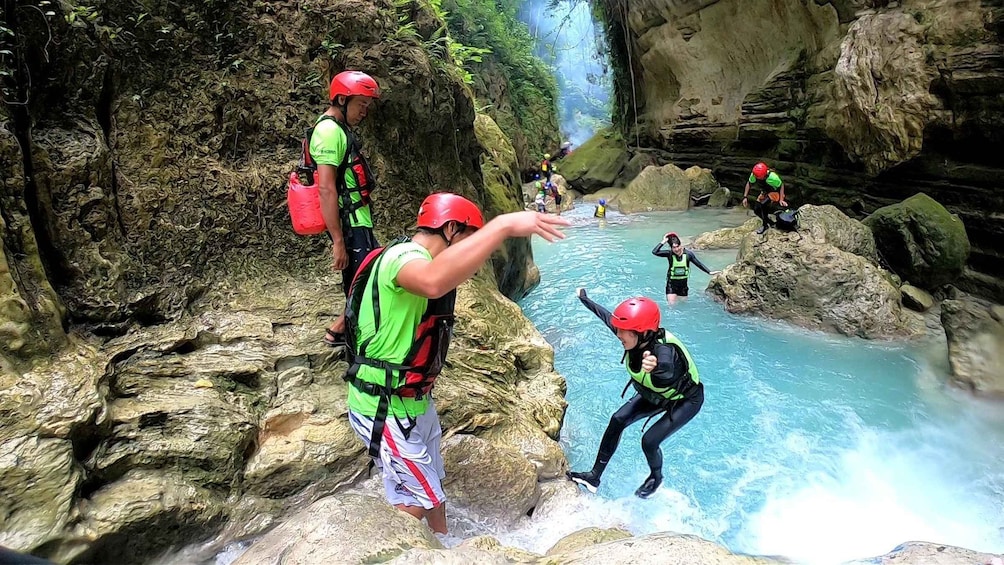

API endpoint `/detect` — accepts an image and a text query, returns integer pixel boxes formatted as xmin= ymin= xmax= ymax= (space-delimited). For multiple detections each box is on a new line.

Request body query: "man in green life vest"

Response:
xmin=742 ymin=161 xmax=788 ymax=235
xmin=344 ymin=193 xmax=569 ymax=534
xmin=568 ymin=291 xmax=704 ymax=499
xmin=313 ymin=70 xmax=381 ymax=348
xmin=652 ymin=232 xmax=719 ymax=305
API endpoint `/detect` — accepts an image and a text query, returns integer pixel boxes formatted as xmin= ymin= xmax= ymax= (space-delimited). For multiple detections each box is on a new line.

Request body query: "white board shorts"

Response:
xmin=348 ymin=400 xmax=446 ymax=509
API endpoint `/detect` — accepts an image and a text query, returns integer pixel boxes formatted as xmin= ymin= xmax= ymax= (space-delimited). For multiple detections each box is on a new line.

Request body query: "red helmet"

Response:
xmin=611 ymin=297 xmax=661 ymax=333
xmin=752 ymin=162 xmax=769 ymax=180
xmin=329 ymin=71 xmax=381 ymax=103
xmin=417 ymin=193 xmax=485 ymax=231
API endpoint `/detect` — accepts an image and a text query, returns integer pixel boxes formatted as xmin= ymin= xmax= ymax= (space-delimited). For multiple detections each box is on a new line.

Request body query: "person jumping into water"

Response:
xmin=568 ymin=290 xmax=704 ymax=499
xmin=652 ymin=232 xmax=719 ymax=305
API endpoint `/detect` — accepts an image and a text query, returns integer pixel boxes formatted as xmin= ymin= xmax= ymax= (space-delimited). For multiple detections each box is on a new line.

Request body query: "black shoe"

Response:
xmin=568 ymin=470 xmax=600 ymax=493
xmin=756 ymin=225 xmax=768 ymax=235
xmin=635 ymin=475 xmax=662 ymax=499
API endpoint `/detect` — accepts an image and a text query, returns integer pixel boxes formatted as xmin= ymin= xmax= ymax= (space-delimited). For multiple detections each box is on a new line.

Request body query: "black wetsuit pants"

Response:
xmin=753 ymin=197 xmax=777 ymax=229
xmin=588 ymin=385 xmax=704 ymax=479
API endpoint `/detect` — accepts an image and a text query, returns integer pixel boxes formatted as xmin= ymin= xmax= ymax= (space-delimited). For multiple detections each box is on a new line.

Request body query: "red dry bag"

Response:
xmin=287 ymin=171 xmax=326 ymax=236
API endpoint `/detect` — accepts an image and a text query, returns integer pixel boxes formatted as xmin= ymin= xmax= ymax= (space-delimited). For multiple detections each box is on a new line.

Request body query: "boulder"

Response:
xmin=797 ymin=204 xmax=878 ymax=262
xmin=685 ymin=165 xmax=719 ymax=198
xmin=941 ymin=297 xmax=1004 ymax=396
xmin=546 ymin=531 xmax=772 ymax=564
xmin=582 ymin=187 xmax=625 ymax=205
xmin=440 ymin=434 xmax=540 ymax=525
xmin=708 ymin=230 xmax=923 ymax=338
xmin=707 ymin=186 xmax=733 ymax=208
xmin=863 ymin=193 xmax=970 ymax=289
xmin=558 ymin=128 xmax=629 ymax=192
xmin=232 ymin=494 xmax=442 ymax=565
xmin=615 ymin=152 xmax=659 ymax=187
xmin=692 ymin=218 xmax=761 ymax=249
xmin=546 ymin=527 xmax=633 ymax=556
xmin=865 ymin=541 xmax=1003 ymax=565
xmin=900 ymin=284 xmax=934 ymax=312
xmin=390 ymin=536 xmax=540 ymax=564
xmin=822 ymin=12 xmax=939 ymax=174
xmin=616 ymin=164 xmax=692 ymax=213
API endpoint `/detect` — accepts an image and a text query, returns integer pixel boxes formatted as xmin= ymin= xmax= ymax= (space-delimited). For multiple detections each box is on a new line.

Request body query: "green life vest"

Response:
xmin=669 ymin=253 xmax=690 ymax=280
xmin=625 ymin=333 xmax=700 ymax=404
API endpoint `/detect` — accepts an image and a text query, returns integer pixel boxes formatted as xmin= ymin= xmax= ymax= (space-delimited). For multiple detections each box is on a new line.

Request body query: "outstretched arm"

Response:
xmin=686 ymin=249 xmax=715 ymax=275
xmin=576 ymin=288 xmax=617 ymax=334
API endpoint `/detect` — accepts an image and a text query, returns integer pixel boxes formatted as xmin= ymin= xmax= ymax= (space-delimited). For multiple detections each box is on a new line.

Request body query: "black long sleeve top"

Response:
xmin=577 ymin=292 xmax=688 ymax=390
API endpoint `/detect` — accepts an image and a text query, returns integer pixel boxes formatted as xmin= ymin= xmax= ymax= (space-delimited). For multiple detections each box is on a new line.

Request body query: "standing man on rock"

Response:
xmin=312 ymin=71 xmax=382 ymax=348
xmin=741 ymin=162 xmax=788 ymax=235
xmin=343 ymin=193 xmax=568 ymax=534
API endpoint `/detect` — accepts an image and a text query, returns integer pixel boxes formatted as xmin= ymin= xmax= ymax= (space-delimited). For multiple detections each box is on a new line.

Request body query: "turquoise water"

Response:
xmin=515 ymin=205 xmax=1004 ymax=564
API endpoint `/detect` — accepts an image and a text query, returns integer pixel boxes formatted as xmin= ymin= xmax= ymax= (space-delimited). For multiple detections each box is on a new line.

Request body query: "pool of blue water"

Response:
xmin=517 ymin=205 xmax=1004 ymax=564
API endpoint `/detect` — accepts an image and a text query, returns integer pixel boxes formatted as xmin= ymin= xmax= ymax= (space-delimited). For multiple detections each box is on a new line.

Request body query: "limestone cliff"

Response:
xmin=597 ymin=0 xmax=1004 ymax=299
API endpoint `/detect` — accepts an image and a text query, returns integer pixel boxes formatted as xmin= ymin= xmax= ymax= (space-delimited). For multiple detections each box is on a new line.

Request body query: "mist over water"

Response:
xmin=508 ymin=206 xmax=1004 ymax=564
xmin=517 ymin=0 xmax=612 ymax=145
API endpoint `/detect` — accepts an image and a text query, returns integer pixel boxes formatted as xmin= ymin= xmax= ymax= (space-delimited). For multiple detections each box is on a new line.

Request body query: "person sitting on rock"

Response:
xmin=343 ymin=193 xmax=568 ymax=534
xmin=568 ymin=290 xmax=704 ymax=499
xmin=741 ymin=162 xmax=788 ymax=235
xmin=652 ymin=232 xmax=719 ymax=305
xmin=594 ymin=198 xmax=607 ymax=219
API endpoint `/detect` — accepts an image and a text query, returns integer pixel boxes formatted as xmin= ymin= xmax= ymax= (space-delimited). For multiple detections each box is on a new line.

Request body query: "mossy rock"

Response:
xmin=863 ymin=193 xmax=970 ymax=289
xmin=559 ymin=128 xmax=629 ymax=192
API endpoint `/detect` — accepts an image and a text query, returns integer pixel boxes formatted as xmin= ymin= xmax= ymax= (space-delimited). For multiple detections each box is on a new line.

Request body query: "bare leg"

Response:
xmin=667 ymin=293 xmax=678 ymax=305
xmin=395 ymin=503 xmax=448 ymax=534
xmin=426 ymin=503 xmax=448 ymax=534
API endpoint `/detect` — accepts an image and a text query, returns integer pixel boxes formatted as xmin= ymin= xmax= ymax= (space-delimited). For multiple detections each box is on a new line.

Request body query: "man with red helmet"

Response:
xmin=742 ymin=161 xmax=788 ymax=235
xmin=312 ymin=70 xmax=382 ymax=348
xmin=568 ymin=290 xmax=704 ymax=499
xmin=343 ymin=193 xmax=568 ymax=533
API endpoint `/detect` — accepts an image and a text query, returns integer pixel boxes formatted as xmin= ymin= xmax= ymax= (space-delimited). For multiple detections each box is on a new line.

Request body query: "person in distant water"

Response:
xmin=742 ymin=161 xmax=787 ymax=235
xmin=541 ymin=153 xmax=553 ymax=182
xmin=568 ymin=290 xmax=704 ymax=499
xmin=344 ymin=193 xmax=569 ymax=534
xmin=652 ymin=232 xmax=719 ymax=305
xmin=594 ymin=198 xmax=607 ymax=219
xmin=546 ymin=180 xmax=562 ymax=215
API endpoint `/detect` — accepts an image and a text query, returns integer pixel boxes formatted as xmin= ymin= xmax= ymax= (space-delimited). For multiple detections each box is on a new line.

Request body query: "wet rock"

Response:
xmin=243 ymin=367 xmax=366 ymax=498
xmin=708 ymin=230 xmax=923 ymax=339
xmin=615 ymin=152 xmax=659 ymax=187
xmin=478 ymin=420 xmax=567 ymax=480
xmin=440 ymin=434 xmax=540 ymax=526
xmin=389 ymin=536 xmax=539 ymax=564
xmin=231 ymin=493 xmax=442 ymax=565
xmin=941 ymin=297 xmax=1004 ymax=396
xmin=901 ymin=284 xmax=935 ymax=312
xmin=50 ymin=470 xmax=227 ymax=565
xmin=559 ymin=128 xmax=629 ymax=192
xmin=692 ymin=218 xmax=761 ymax=249
xmin=582 ymin=187 xmax=625 ymax=206
xmin=546 ymin=527 xmax=633 ymax=556
xmin=617 ymin=164 xmax=692 ymax=213
xmin=863 ymin=193 xmax=971 ymax=289
xmin=868 ymin=541 xmax=1002 ymax=564
xmin=546 ymin=531 xmax=776 ymax=564
xmin=0 ymin=436 xmax=81 ymax=553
